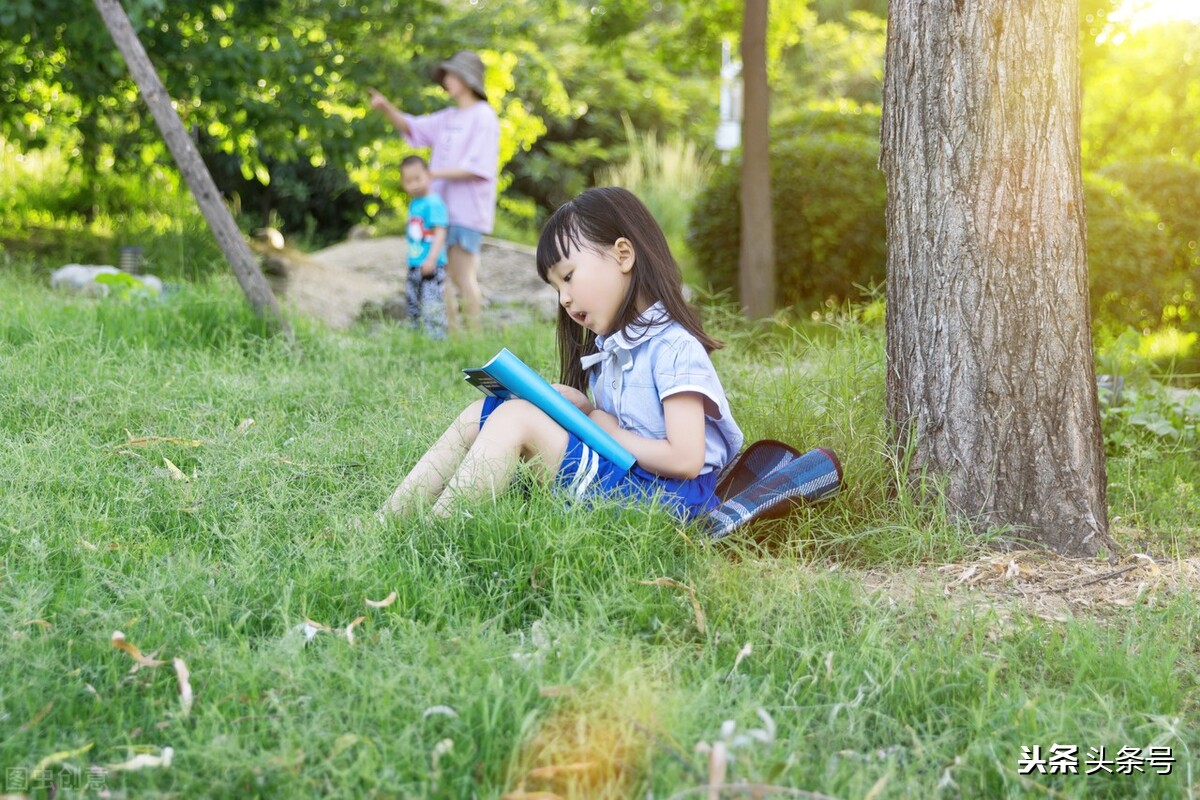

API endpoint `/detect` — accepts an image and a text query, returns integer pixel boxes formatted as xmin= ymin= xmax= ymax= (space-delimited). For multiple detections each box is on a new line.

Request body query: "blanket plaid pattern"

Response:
xmin=706 ymin=445 xmax=842 ymax=540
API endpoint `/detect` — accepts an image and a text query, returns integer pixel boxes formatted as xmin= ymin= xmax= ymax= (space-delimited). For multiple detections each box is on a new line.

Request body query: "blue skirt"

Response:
xmin=480 ymin=396 xmax=718 ymax=519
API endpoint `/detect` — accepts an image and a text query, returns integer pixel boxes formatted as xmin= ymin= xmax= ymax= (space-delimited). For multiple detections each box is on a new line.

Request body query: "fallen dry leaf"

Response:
xmin=173 ymin=658 xmax=193 ymax=716
xmin=345 ymin=616 xmax=366 ymax=645
xmin=430 ymin=738 xmax=453 ymax=776
xmin=365 ymin=591 xmax=398 ymax=608
xmin=18 ymin=701 xmax=53 ymax=732
xmin=111 ymin=631 xmax=166 ymax=670
xmin=638 ymin=577 xmax=706 ymax=634
xmin=727 ymin=642 xmax=752 ymax=679
xmin=864 ymin=772 xmax=891 ymax=800
xmin=1131 ymin=553 xmax=1161 ymax=578
xmin=162 ymin=458 xmax=188 ymax=481
xmin=236 ymin=418 xmax=255 ymax=434
xmin=34 ymin=742 xmax=93 ymax=774
xmin=106 ymin=747 xmax=173 ymax=771
xmin=422 ymin=705 xmax=459 ymax=720
xmin=707 ymin=740 xmax=728 ymax=800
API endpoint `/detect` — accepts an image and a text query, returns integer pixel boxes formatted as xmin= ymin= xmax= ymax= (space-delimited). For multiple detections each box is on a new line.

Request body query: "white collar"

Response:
xmin=593 ymin=302 xmax=672 ymax=355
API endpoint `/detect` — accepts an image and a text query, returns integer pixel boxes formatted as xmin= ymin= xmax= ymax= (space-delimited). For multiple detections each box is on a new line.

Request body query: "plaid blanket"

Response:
xmin=706 ymin=445 xmax=842 ymax=540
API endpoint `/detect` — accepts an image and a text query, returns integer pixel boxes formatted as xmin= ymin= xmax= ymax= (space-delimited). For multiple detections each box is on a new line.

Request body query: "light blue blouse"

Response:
xmin=584 ymin=303 xmax=744 ymax=474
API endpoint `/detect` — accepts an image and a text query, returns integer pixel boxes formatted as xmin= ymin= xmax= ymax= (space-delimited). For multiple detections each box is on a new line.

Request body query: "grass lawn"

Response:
xmin=0 ymin=269 xmax=1196 ymax=798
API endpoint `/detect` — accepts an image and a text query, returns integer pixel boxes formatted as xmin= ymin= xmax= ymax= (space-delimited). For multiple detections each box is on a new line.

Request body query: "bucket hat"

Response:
xmin=432 ymin=51 xmax=487 ymax=101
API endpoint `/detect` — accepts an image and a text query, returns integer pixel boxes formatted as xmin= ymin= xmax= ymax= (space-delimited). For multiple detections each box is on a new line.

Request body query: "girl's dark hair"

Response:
xmin=535 ymin=186 xmax=722 ymax=391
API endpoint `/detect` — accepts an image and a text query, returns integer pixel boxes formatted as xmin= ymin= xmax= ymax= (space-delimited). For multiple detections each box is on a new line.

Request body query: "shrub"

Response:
xmin=1083 ymin=171 xmax=1178 ymax=329
xmin=1099 ymin=155 xmax=1200 ymax=278
xmin=771 ymin=102 xmax=882 ymax=142
xmin=688 ymin=130 xmax=886 ymax=311
xmin=689 ymin=125 xmax=1192 ymax=327
xmin=598 ymin=117 xmax=715 ymax=278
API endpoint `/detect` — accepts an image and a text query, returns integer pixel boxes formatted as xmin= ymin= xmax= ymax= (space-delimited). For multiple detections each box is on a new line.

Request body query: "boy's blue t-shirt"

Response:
xmin=406 ymin=193 xmax=449 ymax=268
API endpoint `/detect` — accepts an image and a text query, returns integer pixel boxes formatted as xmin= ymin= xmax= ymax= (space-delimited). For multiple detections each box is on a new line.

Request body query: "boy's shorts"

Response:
xmin=446 ymin=225 xmax=484 ymax=255
xmin=480 ymin=397 xmax=719 ymax=519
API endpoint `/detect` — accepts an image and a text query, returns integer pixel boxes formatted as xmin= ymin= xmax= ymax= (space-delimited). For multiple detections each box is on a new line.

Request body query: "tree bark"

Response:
xmin=739 ymin=0 xmax=775 ymax=318
xmin=880 ymin=0 xmax=1114 ymax=556
xmin=92 ymin=0 xmax=289 ymax=335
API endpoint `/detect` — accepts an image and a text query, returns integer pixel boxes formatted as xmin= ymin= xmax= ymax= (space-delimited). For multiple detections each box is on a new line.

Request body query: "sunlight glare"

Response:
xmin=1113 ymin=0 xmax=1200 ymax=31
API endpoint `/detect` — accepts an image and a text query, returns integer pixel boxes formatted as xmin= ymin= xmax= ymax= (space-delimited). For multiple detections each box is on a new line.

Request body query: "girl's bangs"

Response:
xmin=536 ymin=209 xmax=586 ymax=281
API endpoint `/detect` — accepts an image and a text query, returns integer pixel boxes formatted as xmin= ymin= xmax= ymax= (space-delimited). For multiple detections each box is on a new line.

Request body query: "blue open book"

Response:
xmin=463 ymin=348 xmax=637 ymax=473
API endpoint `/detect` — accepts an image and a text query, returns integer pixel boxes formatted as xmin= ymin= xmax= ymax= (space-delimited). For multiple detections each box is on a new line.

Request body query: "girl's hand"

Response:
xmin=367 ymin=88 xmax=390 ymax=111
xmin=587 ymin=408 xmax=620 ymax=434
xmin=552 ymin=384 xmax=594 ymax=415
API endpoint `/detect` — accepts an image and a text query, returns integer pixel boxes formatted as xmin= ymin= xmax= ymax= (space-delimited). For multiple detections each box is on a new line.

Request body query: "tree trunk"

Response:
xmin=880 ymin=0 xmax=1114 ymax=556
xmin=739 ymin=0 xmax=775 ymax=318
xmin=91 ymin=0 xmax=289 ymax=335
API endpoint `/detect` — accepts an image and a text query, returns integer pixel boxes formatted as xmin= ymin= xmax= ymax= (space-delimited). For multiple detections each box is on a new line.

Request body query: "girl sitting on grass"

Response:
xmin=383 ymin=186 xmax=743 ymax=519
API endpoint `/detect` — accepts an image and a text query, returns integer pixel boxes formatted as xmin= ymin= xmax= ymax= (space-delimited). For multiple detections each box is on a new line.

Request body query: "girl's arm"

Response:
xmin=552 ymin=384 xmax=595 ymax=415
xmin=368 ymin=89 xmax=411 ymax=135
xmin=589 ymin=393 xmax=707 ymax=480
xmin=430 ymin=166 xmax=486 ymax=181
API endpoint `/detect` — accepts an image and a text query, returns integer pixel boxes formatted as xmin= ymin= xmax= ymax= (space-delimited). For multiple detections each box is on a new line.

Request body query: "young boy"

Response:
xmin=401 ymin=155 xmax=449 ymax=339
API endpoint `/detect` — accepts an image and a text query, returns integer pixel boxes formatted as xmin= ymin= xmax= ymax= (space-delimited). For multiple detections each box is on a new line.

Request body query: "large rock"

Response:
xmin=282 ymin=234 xmax=556 ymax=329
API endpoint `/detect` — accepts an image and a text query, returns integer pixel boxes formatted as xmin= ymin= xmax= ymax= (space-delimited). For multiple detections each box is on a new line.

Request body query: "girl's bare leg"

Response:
xmin=432 ymin=399 xmax=569 ymax=516
xmin=445 ymin=244 xmax=483 ymax=335
xmin=382 ymin=399 xmax=486 ymax=515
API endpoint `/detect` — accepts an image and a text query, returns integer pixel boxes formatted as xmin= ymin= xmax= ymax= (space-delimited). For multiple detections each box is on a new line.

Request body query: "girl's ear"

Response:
xmin=613 ymin=237 xmax=636 ymax=274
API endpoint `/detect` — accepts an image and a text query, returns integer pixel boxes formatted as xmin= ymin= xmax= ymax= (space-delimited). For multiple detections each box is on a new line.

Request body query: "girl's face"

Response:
xmin=545 ymin=238 xmax=637 ymax=336
xmin=442 ymin=72 xmax=469 ymax=100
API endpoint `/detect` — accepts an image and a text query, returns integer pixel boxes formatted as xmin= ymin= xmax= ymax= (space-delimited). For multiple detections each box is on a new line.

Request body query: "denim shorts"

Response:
xmin=446 ymin=225 xmax=484 ymax=255
xmin=479 ymin=397 xmax=719 ymax=519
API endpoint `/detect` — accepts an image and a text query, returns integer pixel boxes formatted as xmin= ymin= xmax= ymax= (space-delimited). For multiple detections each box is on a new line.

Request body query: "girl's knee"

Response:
xmin=484 ymin=400 xmax=567 ymax=464
xmin=452 ymin=398 xmax=486 ymax=436
xmin=481 ymin=398 xmax=533 ymax=428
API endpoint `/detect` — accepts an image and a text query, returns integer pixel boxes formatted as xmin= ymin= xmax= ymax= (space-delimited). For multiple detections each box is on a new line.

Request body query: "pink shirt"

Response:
xmin=402 ymin=101 xmax=500 ymax=234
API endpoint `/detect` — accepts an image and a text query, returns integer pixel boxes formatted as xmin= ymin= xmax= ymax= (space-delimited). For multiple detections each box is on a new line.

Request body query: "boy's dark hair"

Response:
xmin=536 ymin=186 xmax=723 ymax=392
xmin=401 ymin=155 xmax=428 ymax=170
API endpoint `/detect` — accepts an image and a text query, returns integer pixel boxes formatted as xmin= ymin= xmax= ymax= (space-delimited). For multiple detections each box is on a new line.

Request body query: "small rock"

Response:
xmin=49 ymin=264 xmax=164 ymax=297
xmin=50 ymin=264 xmax=121 ymax=295
xmin=252 ymin=227 xmax=286 ymax=250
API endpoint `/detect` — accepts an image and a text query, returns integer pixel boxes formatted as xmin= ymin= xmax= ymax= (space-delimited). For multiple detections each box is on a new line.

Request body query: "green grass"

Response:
xmin=1 ymin=268 xmax=1197 ymax=798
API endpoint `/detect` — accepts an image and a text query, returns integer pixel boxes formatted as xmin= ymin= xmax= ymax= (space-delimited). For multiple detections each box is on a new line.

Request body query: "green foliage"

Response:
xmin=1103 ymin=383 xmax=1200 ymax=449
xmin=776 ymin=9 xmax=886 ymax=107
xmin=689 ymin=119 xmax=886 ymax=310
xmin=1083 ymin=172 xmax=1178 ymax=328
xmin=1081 ymin=18 xmax=1200 ymax=169
xmin=92 ymin=270 xmax=153 ymax=301
xmin=1102 ymin=157 xmax=1200 ymax=280
xmin=598 ymin=117 xmax=715 ymax=278
xmin=0 ymin=140 xmax=225 ymax=280
xmin=771 ymin=99 xmax=882 ymax=140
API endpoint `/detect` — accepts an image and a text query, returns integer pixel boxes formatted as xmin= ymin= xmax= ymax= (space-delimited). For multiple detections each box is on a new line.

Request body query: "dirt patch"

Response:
xmin=857 ymin=550 xmax=1200 ymax=623
xmin=261 ymin=234 xmax=556 ymax=330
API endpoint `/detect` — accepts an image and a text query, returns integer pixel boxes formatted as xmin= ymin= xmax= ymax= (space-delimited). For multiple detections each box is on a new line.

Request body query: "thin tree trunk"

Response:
xmin=739 ymin=0 xmax=775 ymax=318
xmin=92 ymin=0 xmax=289 ymax=334
xmin=880 ymin=0 xmax=1114 ymax=556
